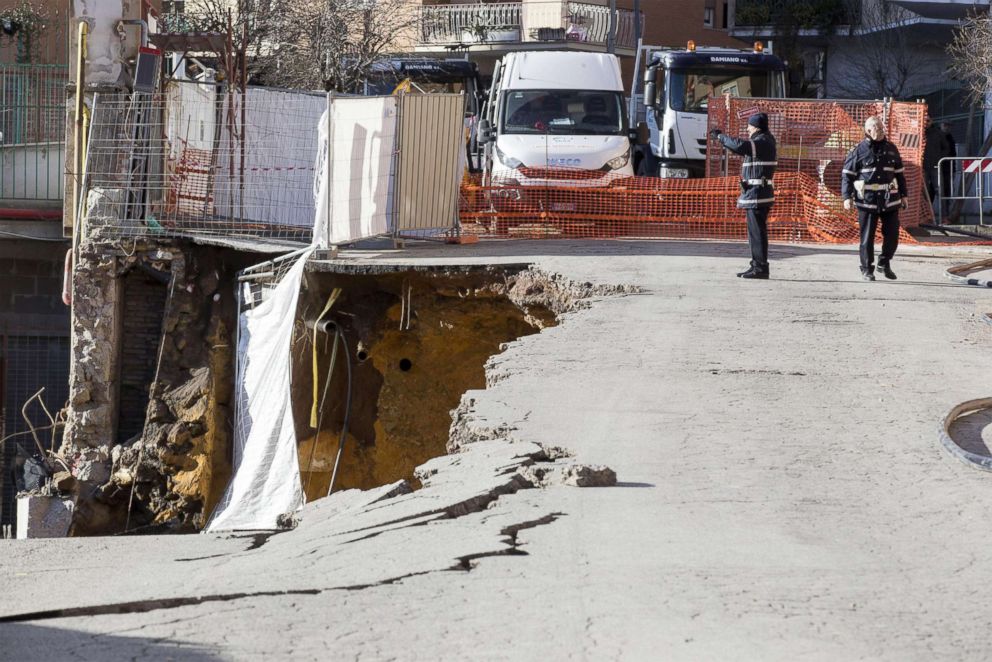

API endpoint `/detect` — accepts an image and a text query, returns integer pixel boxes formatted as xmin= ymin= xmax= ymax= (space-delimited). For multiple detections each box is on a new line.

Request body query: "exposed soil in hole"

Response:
xmin=74 ymin=254 xmax=627 ymax=534
xmin=294 ymin=266 xmax=563 ymax=499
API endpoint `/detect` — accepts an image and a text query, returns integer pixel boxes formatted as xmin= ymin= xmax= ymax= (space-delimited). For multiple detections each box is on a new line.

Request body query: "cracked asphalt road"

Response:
xmin=2 ymin=240 xmax=992 ymax=661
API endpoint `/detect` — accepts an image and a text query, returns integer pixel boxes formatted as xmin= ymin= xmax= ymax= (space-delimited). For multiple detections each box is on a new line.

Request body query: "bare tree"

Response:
xmin=831 ymin=0 xmax=930 ymax=99
xmin=173 ymin=0 xmax=281 ymax=81
xmin=265 ymin=0 xmax=418 ymax=92
xmin=947 ymin=12 xmax=992 ymax=109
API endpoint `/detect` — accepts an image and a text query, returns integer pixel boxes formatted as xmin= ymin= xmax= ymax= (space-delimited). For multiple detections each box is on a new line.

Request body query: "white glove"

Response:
xmin=843 ymin=198 xmax=853 ymax=211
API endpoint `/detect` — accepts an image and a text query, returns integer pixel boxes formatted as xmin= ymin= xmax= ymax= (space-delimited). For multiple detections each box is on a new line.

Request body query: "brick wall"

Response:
xmin=117 ymin=269 xmax=169 ymax=444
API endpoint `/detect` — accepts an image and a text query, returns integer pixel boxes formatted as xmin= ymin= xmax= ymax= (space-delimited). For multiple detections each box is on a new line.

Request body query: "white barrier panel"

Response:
xmin=313 ymin=95 xmax=397 ymax=247
xmin=206 ymin=250 xmax=311 ymax=532
xmin=215 ymin=88 xmax=325 ymax=228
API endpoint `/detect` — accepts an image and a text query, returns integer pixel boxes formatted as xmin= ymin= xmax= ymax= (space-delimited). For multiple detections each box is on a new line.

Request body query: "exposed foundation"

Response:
xmin=64 ymin=249 xmax=611 ymax=534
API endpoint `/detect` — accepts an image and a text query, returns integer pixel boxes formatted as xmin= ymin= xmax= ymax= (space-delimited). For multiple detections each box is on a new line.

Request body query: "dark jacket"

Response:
xmin=841 ymin=138 xmax=907 ymax=213
xmin=716 ymin=130 xmax=777 ymax=209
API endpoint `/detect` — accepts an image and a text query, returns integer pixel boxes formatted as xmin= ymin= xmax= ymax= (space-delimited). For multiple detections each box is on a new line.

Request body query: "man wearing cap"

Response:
xmin=842 ymin=116 xmax=907 ymax=281
xmin=709 ymin=113 xmax=777 ymax=279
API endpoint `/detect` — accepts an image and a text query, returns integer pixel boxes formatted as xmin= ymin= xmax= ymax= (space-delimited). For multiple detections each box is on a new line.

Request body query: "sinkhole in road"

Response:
xmin=293 ymin=265 xmax=560 ymax=501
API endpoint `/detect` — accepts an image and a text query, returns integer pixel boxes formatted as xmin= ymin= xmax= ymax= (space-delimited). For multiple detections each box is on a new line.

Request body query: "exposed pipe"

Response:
xmin=313 ymin=319 xmax=353 ymax=498
xmin=71 ymin=19 xmax=87 ymax=236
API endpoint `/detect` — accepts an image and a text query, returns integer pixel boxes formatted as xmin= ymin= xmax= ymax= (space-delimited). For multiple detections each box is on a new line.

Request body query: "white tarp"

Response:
xmin=215 ymin=88 xmax=326 ymax=228
xmin=205 ymin=250 xmax=311 ymax=531
xmin=313 ymin=95 xmax=397 ymax=247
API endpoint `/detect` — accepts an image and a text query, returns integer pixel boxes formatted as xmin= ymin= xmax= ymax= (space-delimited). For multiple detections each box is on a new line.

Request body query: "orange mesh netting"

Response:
xmin=460 ymin=170 xmax=917 ymax=243
xmin=707 ymin=97 xmax=933 ymax=229
xmin=459 ymin=98 xmax=951 ymax=245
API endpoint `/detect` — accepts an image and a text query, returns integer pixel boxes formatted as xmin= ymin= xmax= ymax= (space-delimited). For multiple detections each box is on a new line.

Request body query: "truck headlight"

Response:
xmin=659 ymin=166 xmax=690 ymax=178
xmin=494 ymin=145 xmax=523 ymax=169
xmin=601 ymin=152 xmax=630 ymax=171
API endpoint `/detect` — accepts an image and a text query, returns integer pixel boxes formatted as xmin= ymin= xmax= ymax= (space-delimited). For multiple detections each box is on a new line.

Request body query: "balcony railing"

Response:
xmin=0 ymin=64 xmax=68 ymax=202
xmin=417 ymin=2 xmax=638 ymax=50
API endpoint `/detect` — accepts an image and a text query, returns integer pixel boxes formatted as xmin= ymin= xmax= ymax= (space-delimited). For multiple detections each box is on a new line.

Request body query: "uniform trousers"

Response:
xmin=857 ymin=208 xmax=899 ymax=272
xmin=745 ymin=206 xmax=771 ymax=271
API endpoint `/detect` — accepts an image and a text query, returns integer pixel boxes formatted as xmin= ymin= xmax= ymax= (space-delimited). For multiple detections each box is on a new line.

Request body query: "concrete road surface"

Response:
xmin=2 ymin=240 xmax=992 ymax=661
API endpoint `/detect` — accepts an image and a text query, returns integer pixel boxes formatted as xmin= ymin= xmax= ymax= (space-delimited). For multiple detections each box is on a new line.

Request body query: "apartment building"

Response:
xmin=728 ymin=0 xmax=987 ymax=150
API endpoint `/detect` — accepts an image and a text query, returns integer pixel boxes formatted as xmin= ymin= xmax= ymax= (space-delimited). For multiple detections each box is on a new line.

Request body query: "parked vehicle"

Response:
xmin=477 ymin=51 xmax=648 ymax=187
xmin=359 ymin=58 xmax=485 ymax=170
xmin=635 ymin=42 xmax=787 ymax=178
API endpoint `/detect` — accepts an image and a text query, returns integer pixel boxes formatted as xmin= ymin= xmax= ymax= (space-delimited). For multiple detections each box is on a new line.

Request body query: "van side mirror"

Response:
xmin=477 ymin=118 xmax=493 ymax=144
xmin=643 ymin=81 xmax=656 ymax=107
xmin=630 ymin=121 xmax=649 ymax=145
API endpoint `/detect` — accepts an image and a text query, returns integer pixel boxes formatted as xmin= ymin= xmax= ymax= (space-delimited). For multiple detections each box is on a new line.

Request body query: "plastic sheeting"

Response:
xmin=215 ymin=88 xmax=326 ymax=228
xmin=313 ymin=95 xmax=397 ymax=247
xmin=205 ymin=250 xmax=311 ymax=532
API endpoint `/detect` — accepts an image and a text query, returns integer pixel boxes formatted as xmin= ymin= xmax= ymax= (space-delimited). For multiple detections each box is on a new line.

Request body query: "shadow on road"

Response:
xmin=0 ymin=623 xmax=222 ymax=661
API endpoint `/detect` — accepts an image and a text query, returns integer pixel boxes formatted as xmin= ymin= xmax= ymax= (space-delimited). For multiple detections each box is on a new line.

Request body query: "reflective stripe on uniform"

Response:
xmin=842 ymin=169 xmax=857 ymax=176
xmin=742 ymin=161 xmax=778 ymax=167
xmin=862 ymin=184 xmax=890 ymax=191
xmin=739 ymin=197 xmax=775 ymax=206
xmin=743 ymin=179 xmax=773 ymax=186
xmin=885 ymin=198 xmax=903 ymax=207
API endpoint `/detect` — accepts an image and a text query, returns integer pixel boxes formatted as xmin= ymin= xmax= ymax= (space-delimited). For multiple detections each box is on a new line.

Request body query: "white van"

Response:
xmin=478 ymin=51 xmax=647 ymax=186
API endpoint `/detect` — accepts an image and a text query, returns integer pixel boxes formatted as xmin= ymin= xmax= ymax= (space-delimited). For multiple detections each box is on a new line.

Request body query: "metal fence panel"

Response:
xmin=395 ymin=93 xmax=464 ymax=238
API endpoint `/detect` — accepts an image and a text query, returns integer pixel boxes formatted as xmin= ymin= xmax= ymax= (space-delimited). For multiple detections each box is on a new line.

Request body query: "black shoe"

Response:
xmin=740 ymin=269 xmax=769 ymax=280
xmin=862 ymin=271 xmax=876 ymax=281
xmin=878 ymin=263 xmax=896 ymax=280
xmin=736 ymin=267 xmax=754 ymax=277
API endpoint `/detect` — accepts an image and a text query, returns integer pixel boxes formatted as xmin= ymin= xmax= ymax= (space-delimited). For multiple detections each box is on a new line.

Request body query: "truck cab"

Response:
xmin=478 ymin=51 xmax=647 ymax=187
xmin=637 ymin=43 xmax=787 ymax=178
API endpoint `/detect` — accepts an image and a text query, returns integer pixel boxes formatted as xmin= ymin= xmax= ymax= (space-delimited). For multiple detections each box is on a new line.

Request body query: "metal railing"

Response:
xmin=0 ymin=64 xmax=68 ymax=201
xmin=937 ymin=156 xmax=992 ymax=226
xmin=417 ymin=1 xmax=637 ymax=49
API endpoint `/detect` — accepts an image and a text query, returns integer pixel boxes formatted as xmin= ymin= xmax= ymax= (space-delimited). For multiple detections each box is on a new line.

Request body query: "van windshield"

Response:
xmin=502 ymin=90 xmax=624 ymax=135
xmin=669 ymin=68 xmax=782 ymax=113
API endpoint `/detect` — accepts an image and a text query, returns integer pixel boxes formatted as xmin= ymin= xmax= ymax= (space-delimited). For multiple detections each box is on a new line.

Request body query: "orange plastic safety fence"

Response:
xmin=707 ymin=97 xmax=933 ymax=228
xmin=458 ymin=98 xmax=956 ymax=245
xmin=460 ymin=169 xmax=919 ymax=244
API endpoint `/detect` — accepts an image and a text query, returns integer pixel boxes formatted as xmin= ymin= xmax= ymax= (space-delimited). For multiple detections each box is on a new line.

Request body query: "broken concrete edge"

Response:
xmin=938 ymin=397 xmax=992 ymax=472
xmin=276 ymin=265 xmax=627 ymax=538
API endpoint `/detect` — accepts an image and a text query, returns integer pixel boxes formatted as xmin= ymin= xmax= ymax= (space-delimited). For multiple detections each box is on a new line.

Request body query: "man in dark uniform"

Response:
xmin=841 ymin=116 xmax=908 ymax=281
xmin=709 ymin=113 xmax=777 ymax=279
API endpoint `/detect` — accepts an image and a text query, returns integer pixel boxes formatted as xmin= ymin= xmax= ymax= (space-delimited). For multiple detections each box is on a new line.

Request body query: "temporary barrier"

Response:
xmin=460 ymin=97 xmax=932 ymax=243
xmin=460 ymin=169 xmax=917 ymax=244
xmin=707 ymin=97 xmax=932 ymax=228
xmin=936 ymin=157 xmax=992 ymax=226
xmin=82 ymin=85 xmax=325 ymax=242
xmin=393 ymin=93 xmax=466 ymax=239
xmin=312 ymin=95 xmax=398 ymax=247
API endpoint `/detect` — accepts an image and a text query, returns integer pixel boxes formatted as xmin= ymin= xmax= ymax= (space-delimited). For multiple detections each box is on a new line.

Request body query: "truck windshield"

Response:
xmin=502 ymin=90 xmax=624 ymax=135
xmin=669 ymin=68 xmax=782 ymax=113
